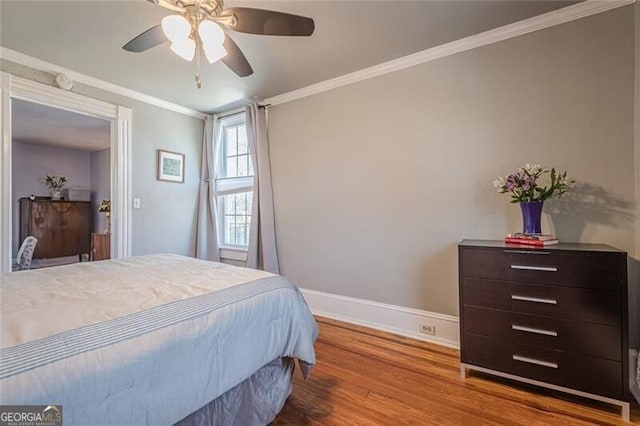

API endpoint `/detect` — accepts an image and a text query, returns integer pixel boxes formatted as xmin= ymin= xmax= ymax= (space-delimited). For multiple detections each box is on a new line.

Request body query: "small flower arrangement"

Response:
xmin=493 ymin=164 xmax=574 ymax=203
xmin=99 ymin=199 xmax=111 ymax=213
xmin=41 ymin=175 xmax=67 ymax=190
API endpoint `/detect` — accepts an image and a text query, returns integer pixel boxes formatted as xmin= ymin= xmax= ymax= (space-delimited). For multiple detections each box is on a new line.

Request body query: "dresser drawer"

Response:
xmin=463 ymin=306 xmax=621 ymax=361
xmin=463 ymin=333 xmax=623 ymax=399
xmin=460 ymin=248 xmax=624 ymax=289
xmin=462 ymin=277 xmax=621 ymax=326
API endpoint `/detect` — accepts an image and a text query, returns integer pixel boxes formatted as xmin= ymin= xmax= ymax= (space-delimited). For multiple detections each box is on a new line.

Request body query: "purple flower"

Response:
xmin=494 ymin=163 xmax=574 ymax=203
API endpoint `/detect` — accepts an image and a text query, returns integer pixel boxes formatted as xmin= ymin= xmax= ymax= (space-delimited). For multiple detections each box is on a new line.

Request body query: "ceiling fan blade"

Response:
xmin=122 ymin=25 xmax=168 ymax=53
xmin=221 ymin=35 xmax=253 ymax=77
xmin=220 ymin=7 xmax=314 ymax=36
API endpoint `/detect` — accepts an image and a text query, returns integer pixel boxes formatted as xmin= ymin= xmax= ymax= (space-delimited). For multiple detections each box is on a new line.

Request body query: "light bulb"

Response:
xmin=161 ymin=15 xmax=191 ymax=43
xmin=203 ymin=43 xmax=227 ymax=63
xmin=170 ymin=39 xmax=195 ymax=61
xmin=198 ymin=20 xmax=225 ymax=47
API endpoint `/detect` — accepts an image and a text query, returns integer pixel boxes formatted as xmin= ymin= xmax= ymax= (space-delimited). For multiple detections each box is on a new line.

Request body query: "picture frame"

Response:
xmin=157 ymin=149 xmax=185 ymax=183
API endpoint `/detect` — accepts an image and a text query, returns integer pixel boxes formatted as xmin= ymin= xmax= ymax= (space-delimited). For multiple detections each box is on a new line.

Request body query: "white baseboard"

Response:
xmin=300 ymin=288 xmax=460 ymax=349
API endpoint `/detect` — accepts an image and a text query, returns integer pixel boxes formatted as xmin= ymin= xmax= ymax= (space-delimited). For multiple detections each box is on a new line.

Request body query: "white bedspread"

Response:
xmin=0 ymin=254 xmax=318 ymax=425
xmin=1 ymin=254 xmax=271 ymax=347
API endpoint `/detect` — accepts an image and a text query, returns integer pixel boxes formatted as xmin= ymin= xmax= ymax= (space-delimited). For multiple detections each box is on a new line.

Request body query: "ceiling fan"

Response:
xmin=123 ymin=0 xmax=315 ymax=88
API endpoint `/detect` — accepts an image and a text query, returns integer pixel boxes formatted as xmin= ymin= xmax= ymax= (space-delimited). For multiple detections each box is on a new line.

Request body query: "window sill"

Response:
xmin=219 ymin=247 xmax=247 ymax=262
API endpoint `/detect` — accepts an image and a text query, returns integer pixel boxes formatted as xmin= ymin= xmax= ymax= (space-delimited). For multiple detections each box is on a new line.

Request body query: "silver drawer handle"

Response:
xmin=512 ymin=355 xmax=558 ymax=369
xmin=511 ymin=295 xmax=557 ymax=305
xmin=511 ymin=264 xmax=558 ymax=272
xmin=504 ymin=250 xmax=550 ymax=255
xmin=512 ymin=325 xmax=558 ymax=337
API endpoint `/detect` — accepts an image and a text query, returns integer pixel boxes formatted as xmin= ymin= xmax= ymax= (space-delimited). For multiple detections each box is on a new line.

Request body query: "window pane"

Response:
xmin=238 ymin=155 xmax=248 ymax=177
xmin=225 ymin=220 xmax=233 ymax=245
xmin=236 ymin=193 xmax=247 ymax=215
xmin=226 ymin=156 xmax=238 ymax=178
xmin=220 ymin=122 xmax=252 ymax=179
xmin=238 ymin=126 xmax=248 ymax=154
xmin=226 ymin=127 xmax=237 ymax=153
xmin=248 ymin=157 xmax=254 ymax=176
xmin=224 ymin=193 xmax=235 ymax=214
xmin=219 ymin=191 xmax=253 ymax=247
xmin=236 ymin=215 xmax=246 ymax=247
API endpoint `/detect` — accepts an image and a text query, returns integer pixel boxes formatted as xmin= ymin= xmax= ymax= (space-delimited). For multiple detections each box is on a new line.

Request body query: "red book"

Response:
xmin=504 ymin=237 xmax=559 ymax=246
xmin=505 ymin=233 xmax=556 ymax=241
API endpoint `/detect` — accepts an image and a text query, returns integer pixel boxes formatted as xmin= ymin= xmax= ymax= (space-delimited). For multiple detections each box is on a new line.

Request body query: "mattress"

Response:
xmin=0 ymin=254 xmax=318 ymax=425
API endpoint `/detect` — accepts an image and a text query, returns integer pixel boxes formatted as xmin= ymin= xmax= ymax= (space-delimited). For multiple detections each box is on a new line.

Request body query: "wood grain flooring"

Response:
xmin=272 ymin=317 xmax=640 ymax=425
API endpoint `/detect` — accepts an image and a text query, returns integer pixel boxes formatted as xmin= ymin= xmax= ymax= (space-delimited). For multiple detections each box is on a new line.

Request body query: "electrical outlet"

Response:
xmin=418 ymin=323 xmax=436 ymax=336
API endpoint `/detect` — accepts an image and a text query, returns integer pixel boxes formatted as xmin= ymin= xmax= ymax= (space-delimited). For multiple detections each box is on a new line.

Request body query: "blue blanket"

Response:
xmin=0 ymin=257 xmax=317 ymax=425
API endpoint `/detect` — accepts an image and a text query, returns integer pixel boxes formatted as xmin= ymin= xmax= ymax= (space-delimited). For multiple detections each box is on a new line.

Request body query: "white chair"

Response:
xmin=14 ymin=236 xmax=38 ymax=271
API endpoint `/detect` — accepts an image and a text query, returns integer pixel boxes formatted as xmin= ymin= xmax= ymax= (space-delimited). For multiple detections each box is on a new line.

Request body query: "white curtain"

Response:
xmin=195 ymin=115 xmax=222 ymax=261
xmin=246 ymin=104 xmax=279 ymax=273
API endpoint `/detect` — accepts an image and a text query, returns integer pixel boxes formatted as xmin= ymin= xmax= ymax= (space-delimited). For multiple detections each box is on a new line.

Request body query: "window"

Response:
xmin=216 ymin=114 xmax=253 ymax=249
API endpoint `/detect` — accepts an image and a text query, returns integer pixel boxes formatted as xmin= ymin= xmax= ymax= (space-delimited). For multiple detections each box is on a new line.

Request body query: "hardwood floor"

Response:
xmin=272 ymin=317 xmax=640 ymax=425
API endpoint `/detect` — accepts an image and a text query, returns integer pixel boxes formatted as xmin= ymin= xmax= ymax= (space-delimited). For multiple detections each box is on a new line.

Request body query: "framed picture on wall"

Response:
xmin=157 ymin=149 xmax=185 ymax=183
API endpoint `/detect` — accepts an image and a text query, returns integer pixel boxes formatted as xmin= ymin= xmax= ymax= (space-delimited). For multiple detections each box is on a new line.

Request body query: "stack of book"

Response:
xmin=504 ymin=233 xmax=559 ymax=246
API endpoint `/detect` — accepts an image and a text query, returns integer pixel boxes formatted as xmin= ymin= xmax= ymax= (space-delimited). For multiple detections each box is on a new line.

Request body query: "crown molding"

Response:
xmin=9 ymin=74 xmax=117 ymax=119
xmin=266 ymin=0 xmax=635 ymax=106
xmin=0 ymin=47 xmax=207 ymax=120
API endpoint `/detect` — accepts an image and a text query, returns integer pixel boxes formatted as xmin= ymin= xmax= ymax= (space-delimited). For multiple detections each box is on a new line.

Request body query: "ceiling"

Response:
xmin=0 ymin=1 xmax=578 ymax=114
xmin=12 ymin=99 xmax=111 ymax=151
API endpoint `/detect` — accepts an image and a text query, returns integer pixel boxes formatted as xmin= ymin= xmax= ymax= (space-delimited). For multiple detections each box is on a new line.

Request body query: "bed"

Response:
xmin=0 ymin=254 xmax=318 ymax=425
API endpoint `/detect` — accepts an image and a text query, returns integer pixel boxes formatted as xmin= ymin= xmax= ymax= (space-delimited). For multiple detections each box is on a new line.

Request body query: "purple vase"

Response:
xmin=520 ymin=201 xmax=543 ymax=234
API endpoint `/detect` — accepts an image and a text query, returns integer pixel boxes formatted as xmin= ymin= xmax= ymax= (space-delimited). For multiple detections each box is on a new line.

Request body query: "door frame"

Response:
xmin=0 ymin=72 xmax=132 ymax=272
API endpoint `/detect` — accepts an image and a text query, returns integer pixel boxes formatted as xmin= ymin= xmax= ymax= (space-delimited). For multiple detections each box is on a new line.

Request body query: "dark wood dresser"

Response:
xmin=458 ymin=240 xmax=629 ymax=420
xmin=91 ymin=233 xmax=110 ymax=261
xmin=20 ymin=198 xmax=91 ymax=259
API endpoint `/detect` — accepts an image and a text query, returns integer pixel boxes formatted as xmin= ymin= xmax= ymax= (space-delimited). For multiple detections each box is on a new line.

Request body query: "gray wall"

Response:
xmin=90 ymin=148 xmax=110 ymax=234
xmin=268 ymin=7 xmax=636 ymax=317
xmin=1 ymin=60 xmax=204 ymax=258
xmin=11 ymin=141 xmax=91 ymax=253
xmin=129 ymin=103 xmax=202 ymax=256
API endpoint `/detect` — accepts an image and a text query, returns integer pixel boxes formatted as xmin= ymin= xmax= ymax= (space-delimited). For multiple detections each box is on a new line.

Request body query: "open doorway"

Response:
xmin=11 ymin=99 xmax=111 ymax=269
xmin=1 ymin=72 xmax=132 ymax=273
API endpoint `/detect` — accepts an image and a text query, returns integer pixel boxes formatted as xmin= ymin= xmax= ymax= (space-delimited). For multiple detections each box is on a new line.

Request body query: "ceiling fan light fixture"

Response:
xmin=198 ymin=20 xmax=225 ymax=47
xmin=124 ymin=2 xmax=315 ymax=81
xmin=203 ymin=43 xmax=228 ymax=64
xmin=170 ymin=39 xmax=196 ymax=61
xmin=161 ymin=14 xmax=191 ymax=43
